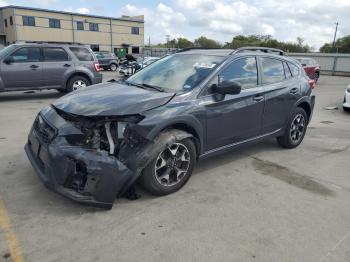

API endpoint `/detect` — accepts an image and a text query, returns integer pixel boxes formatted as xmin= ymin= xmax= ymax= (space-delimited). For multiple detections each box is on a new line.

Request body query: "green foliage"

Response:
xmin=154 ymin=36 xmax=221 ymax=49
xmin=224 ymin=35 xmax=312 ymax=52
xmin=320 ymin=35 xmax=350 ymax=53
xmin=153 ymin=35 xmax=314 ymax=53
xmin=193 ymin=36 xmax=222 ymax=48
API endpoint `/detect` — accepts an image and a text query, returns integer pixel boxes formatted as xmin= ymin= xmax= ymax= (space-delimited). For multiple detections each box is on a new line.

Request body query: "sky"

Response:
xmin=1 ymin=0 xmax=349 ymax=50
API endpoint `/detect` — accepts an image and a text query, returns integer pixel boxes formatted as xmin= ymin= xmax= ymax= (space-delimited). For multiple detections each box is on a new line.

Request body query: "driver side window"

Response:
xmin=10 ymin=47 xmax=41 ymax=63
xmin=205 ymin=57 xmax=258 ymax=95
xmin=220 ymin=57 xmax=258 ymax=90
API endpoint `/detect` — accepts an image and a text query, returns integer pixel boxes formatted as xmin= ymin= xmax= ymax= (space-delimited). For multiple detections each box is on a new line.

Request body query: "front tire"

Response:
xmin=140 ymin=135 xmax=196 ymax=196
xmin=277 ymin=107 xmax=308 ymax=149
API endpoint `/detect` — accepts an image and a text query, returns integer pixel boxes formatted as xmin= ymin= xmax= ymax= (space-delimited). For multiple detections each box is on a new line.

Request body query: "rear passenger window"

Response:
xmin=261 ymin=58 xmax=285 ymax=84
xmin=288 ymin=62 xmax=300 ymax=77
xmin=43 ymin=47 xmax=69 ymax=61
xmin=219 ymin=57 xmax=258 ymax=90
xmin=69 ymin=47 xmax=94 ymax=61
xmin=283 ymin=62 xmax=292 ymax=79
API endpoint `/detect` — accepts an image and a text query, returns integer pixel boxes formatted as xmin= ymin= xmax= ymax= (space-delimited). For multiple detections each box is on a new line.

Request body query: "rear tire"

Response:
xmin=277 ymin=107 xmax=308 ymax=149
xmin=140 ymin=134 xmax=196 ymax=196
xmin=66 ymin=75 xmax=90 ymax=93
xmin=110 ymin=63 xmax=118 ymax=71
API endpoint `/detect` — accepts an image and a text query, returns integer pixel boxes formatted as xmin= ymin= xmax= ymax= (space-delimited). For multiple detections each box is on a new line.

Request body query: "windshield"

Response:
xmin=127 ymin=54 xmax=225 ymax=92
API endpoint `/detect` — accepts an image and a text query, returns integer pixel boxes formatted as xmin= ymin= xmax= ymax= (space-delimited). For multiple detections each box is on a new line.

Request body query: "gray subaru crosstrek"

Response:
xmin=0 ymin=42 xmax=102 ymax=93
xmin=25 ymin=47 xmax=315 ymax=209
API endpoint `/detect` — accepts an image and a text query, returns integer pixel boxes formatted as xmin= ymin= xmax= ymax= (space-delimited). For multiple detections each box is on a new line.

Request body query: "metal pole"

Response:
xmin=110 ymin=18 xmax=113 ymax=52
xmin=13 ymin=8 xmax=18 ymax=43
xmin=332 ymin=22 xmax=339 ymax=51
xmin=71 ymin=14 xmax=75 ymax=43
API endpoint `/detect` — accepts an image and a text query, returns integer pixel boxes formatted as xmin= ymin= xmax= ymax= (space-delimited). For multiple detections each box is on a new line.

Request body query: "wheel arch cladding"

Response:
xmin=118 ymin=129 xmax=195 ymax=196
xmin=161 ymin=123 xmax=201 ymax=156
xmin=297 ymin=101 xmax=311 ymax=121
xmin=144 ymin=117 xmax=203 ymax=156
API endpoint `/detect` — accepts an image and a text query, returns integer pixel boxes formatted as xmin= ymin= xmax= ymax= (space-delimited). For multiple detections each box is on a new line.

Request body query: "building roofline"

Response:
xmin=0 ymin=5 xmax=144 ymax=23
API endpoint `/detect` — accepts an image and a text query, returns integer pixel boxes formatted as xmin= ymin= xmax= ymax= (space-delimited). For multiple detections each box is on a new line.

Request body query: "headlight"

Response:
xmin=347 ymin=85 xmax=350 ymax=93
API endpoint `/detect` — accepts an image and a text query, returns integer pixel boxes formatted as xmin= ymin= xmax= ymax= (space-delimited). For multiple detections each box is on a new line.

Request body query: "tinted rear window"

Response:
xmin=261 ymin=58 xmax=285 ymax=84
xmin=43 ymin=47 xmax=69 ymax=61
xmin=69 ymin=47 xmax=94 ymax=61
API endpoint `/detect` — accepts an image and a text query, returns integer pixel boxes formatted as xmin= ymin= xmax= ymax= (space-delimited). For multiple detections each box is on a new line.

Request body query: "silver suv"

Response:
xmin=0 ymin=42 xmax=102 ymax=93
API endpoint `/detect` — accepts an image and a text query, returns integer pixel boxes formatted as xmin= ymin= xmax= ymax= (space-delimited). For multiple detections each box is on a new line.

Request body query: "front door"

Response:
xmin=1 ymin=46 xmax=43 ymax=89
xmin=201 ymin=57 xmax=265 ymax=151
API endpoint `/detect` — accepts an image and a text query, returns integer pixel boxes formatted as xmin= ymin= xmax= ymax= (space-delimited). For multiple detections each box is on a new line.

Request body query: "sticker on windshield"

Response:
xmin=183 ymin=85 xmax=192 ymax=90
xmin=193 ymin=62 xmax=216 ymax=69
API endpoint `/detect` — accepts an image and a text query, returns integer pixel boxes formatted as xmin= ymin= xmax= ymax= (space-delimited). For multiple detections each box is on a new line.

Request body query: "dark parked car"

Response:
xmin=0 ymin=42 xmax=102 ymax=93
xmin=94 ymin=52 xmax=119 ymax=71
xmin=295 ymin=57 xmax=320 ymax=82
xmin=25 ymin=47 xmax=315 ymax=209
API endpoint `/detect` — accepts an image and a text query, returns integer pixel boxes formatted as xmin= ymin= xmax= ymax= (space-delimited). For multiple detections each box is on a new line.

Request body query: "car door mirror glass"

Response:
xmin=217 ymin=80 xmax=242 ymax=95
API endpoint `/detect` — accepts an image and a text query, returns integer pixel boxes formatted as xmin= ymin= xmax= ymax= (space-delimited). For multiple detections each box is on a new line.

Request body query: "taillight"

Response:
xmin=94 ymin=63 xmax=101 ymax=72
xmin=308 ymin=79 xmax=316 ymax=89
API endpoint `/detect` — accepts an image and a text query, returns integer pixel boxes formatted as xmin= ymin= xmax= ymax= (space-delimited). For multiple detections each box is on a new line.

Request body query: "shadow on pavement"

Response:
xmin=0 ymin=90 xmax=62 ymax=102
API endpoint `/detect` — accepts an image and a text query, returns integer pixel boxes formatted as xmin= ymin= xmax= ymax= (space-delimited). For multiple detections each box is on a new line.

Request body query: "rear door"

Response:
xmin=42 ymin=47 xmax=73 ymax=88
xmin=1 ymin=46 xmax=43 ymax=89
xmin=201 ymin=56 xmax=265 ymax=151
xmin=259 ymin=57 xmax=301 ymax=133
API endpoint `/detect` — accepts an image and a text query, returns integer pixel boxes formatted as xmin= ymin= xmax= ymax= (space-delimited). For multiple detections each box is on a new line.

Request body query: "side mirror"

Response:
xmin=4 ymin=56 xmax=14 ymax=65
xmin=217 ymin=80 xmax=242 ymax=95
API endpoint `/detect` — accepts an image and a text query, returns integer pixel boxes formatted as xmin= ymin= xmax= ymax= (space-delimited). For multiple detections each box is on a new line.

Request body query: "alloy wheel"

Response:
xmin=72 ymin=80 xmax=87 ymax=91
xmin=290 ymin=114 xmax=305 ymax=143
xmin=154 ymin=143 xmax=191 ymax=187
xmin=110 ymin=64 xmax=117 ymax=71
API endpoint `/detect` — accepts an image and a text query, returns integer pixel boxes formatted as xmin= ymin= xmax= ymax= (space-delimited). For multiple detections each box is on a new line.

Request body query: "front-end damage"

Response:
xmin=24 ymin=105 xmax=164 ymax=208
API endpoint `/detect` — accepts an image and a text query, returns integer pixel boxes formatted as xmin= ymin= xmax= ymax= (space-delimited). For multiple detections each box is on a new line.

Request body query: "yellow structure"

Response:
xmin=0 ymin=5 xmax=144 ymax=56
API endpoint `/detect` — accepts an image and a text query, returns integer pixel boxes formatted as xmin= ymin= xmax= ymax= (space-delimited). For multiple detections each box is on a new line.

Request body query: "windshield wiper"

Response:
xmin=141 ymin=83 xmax=165 ymax=92
xmin=128 ymin=82 xmax=164 ymax=92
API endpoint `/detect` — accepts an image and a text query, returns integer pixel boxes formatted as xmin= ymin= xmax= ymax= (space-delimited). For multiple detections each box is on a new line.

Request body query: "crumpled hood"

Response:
xmin=52 ymin=81 xmax=175 ymax=117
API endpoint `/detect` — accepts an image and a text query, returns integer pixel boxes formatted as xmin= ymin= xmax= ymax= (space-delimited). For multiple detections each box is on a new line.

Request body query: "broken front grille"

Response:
xmin=34 ymin=115 xmax=56 ymax=143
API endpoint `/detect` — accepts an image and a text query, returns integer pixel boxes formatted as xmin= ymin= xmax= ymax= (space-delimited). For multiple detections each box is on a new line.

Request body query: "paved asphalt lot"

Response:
xmin=0 ymin=72 xmax=349 ymax=262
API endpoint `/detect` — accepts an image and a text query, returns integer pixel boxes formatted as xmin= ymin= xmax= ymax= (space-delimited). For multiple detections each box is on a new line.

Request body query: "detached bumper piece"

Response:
xmin=25 ymin=126 xmax=134 ymax=209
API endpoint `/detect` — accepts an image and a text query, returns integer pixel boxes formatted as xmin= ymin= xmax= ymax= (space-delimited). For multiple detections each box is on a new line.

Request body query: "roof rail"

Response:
xmin=176 ymin=47 xmax=226 ymax=53
xmin=232 ymin=47 xmax=285 ymax=56
xmin=17 ymin=41 xmax=86 ymax=45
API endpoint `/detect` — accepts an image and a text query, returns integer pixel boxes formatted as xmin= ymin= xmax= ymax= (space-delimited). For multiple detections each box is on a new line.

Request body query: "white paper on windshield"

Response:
xmin=193 ymin=62 xmax=216 ymax=69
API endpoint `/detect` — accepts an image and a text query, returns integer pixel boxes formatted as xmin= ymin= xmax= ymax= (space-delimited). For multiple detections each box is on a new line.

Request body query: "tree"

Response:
xmin=194 ymin=36 xmax=222 ymax=48
xmin=153 ymin=37 xmax=194 ymax=48
xmin=224 ymin=35 xmax=311 ymax=52
xmin=320 ymin=35 xmax=350 ymax=53
xmin=177 ymin=38 xmax=194 ymax=48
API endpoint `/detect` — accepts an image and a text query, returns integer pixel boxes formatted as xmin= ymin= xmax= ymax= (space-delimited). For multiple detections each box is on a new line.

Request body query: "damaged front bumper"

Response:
xmin=24 ymin=110 xmax=137 ymax=209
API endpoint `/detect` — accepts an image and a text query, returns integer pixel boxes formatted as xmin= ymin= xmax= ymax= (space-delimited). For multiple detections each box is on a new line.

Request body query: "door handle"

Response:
xmin=290 ymin=87 xmax=299 ymax=94
xmin=63 ymin=64 xmax=71 ymax=67
xmin=30 ymin=65 xmax=39 ymax=69
xmin=253 ymin=95 xmax=264 ymax=102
